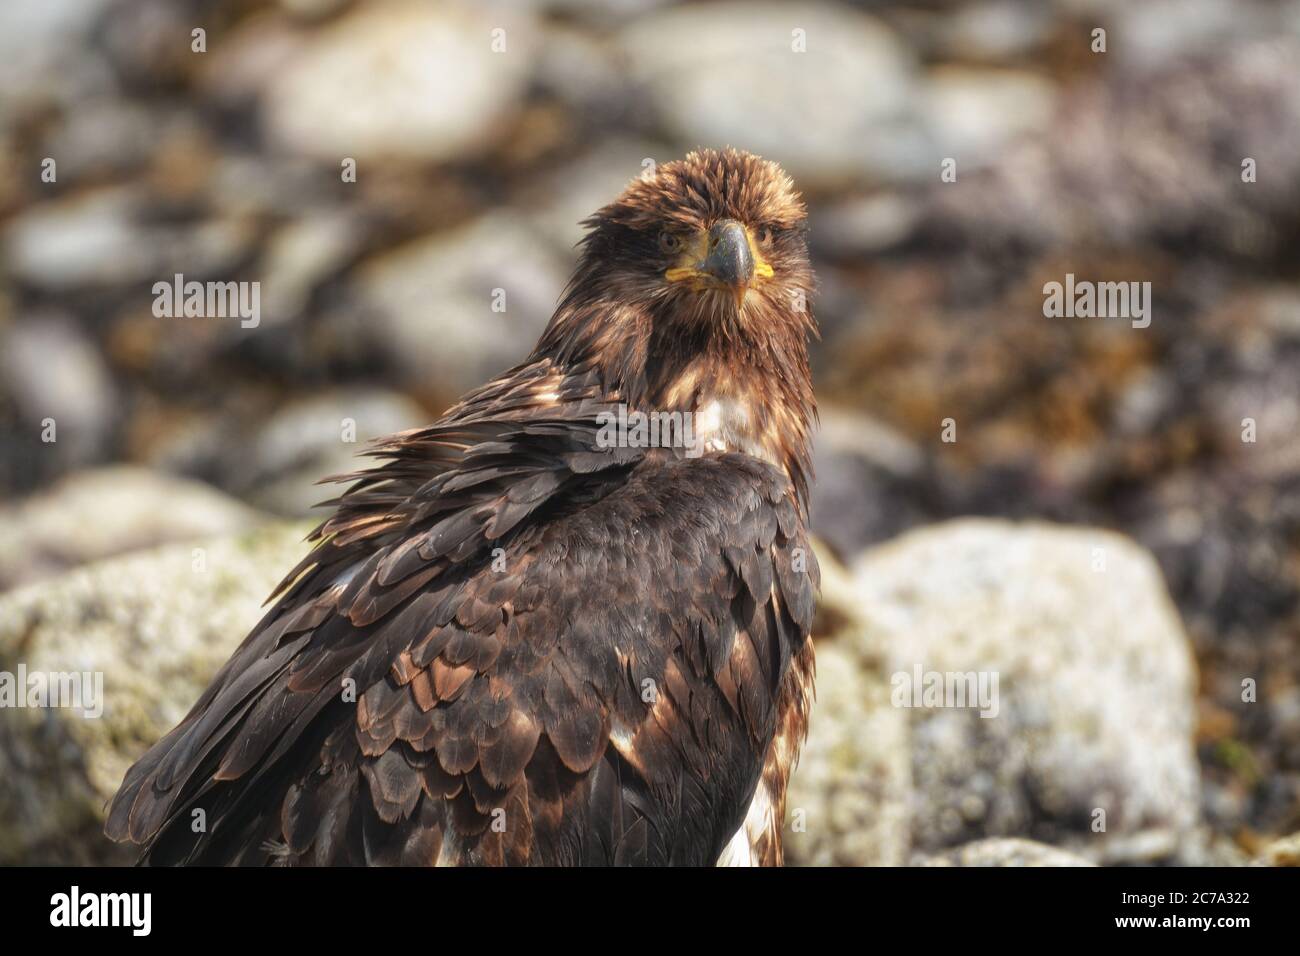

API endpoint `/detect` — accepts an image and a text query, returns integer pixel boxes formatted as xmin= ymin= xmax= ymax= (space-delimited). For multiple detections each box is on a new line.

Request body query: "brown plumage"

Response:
xmin=106 ymin=147 xmax=820 ymax=866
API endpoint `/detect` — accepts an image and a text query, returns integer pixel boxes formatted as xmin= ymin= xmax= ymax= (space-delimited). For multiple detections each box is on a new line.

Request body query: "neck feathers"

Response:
xmin=534 ymin=286 xmax=817 ymax=513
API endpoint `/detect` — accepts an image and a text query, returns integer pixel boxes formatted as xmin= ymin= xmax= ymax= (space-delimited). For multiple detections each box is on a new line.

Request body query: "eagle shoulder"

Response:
xmin=106 ymin=377 xmax=818 ymax=866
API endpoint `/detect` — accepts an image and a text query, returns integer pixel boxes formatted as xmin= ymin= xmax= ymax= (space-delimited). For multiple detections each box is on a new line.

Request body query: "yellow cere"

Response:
xmin=745 ymin=226 xmax=776 ymax=278
xmin=664 ymin=225 xmax=775 ymax=282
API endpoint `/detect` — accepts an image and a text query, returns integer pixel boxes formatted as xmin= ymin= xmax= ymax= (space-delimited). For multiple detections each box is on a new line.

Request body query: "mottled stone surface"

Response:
xmin=789 ymin=520 xmax=1202 ymax=865
xmin=0 ymin=466 xmax=269 ymax=590
xmin=262 ymin=1 xmax=536 ymax=162
xmin=856 ymin=520 xmax=1200 ymax=860
xmin=0 ymin=521 xmax=311 ymax=865
xmin=785 ymin=549 xmax=911 ymax=866
xmin=918 ymin=837 xmax=1095 ymax=867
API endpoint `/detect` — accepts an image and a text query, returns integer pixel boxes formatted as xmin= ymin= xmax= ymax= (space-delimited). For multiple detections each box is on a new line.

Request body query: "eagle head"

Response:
xmin=534 ymin=148 xmax=818 ymax=506
xmin=588 ymin=148 xmax=812 ymax=320
xmin=539 ymin=147 xmax=815 ymax=371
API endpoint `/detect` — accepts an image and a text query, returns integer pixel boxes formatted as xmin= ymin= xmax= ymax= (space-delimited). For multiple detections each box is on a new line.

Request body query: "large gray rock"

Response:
xmin=254 ymin=209 xmax=367 ymax=327
xmin=783 ymin=644 xmax=901 ymax=865
xmin=262 ymin=0 xmax=536 ymax=163
xmin=618 ymin=2 xmax=923 ymax=185
xmin=0 ymin=466 xmax=270 ymax=591
xmin=142 ymin=389 xmax=428 ymax=517
xmin=0 ymin=0 xmax=116 ymax=124
xmin=931 ymin=1 xmax=1055 ymax=61
xmin=917 ymin=67 xmax=1055 ymax=170
xmin=783 ymin=549 xmax=910 ymax=866
xmin=0 ymin=316 xmax=116 ymax=470
xmin=2 ymin=189 xmax=151 ymax=289
xmin=0 ymin=518 xmax=1201 ymax=866
xmin=224 ymin=388 xmax=426 ymax=516
xmin=848 ymin=519 xmax=1201 ymax=863
xmin=2 ymin=186 xmax=256 ymax=291
xmin=350 ymin=214 xmax=568 ymax=394
xmin=0 ymin=521 xmax=311 ymax=865
xmin=919 ymin=837 xmax=1095 ymax=867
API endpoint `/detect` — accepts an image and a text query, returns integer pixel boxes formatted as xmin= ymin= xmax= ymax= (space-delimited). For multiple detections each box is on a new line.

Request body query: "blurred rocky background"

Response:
xmin=1 ymin=0 xmax=1298 ymax=865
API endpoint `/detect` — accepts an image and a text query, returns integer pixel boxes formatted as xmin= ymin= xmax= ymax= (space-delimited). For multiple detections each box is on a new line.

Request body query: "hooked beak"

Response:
xmin=701 ymin=220 xmax=754 ymax=304
xmin=665 ymin=219 xmax=773 ymax=307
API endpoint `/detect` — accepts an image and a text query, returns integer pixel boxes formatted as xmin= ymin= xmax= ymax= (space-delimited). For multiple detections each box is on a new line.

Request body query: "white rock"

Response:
xmin=918 ymin=68 xmax=1057 ymax=170
xmin=236 ymin=388 xmax=427 ymax=516
xmin=256 ymin=210 xmax=364 ymax=325
xmin=0 ymin=0 xmax=115 ymax=118
xmin=2 ymin=187 xmax=255 ymax=290
xmin=1116 ymin=0 xmax=1245 ymax=69
xmin=936 ymin=1 xmax=1054 ymax=60
xmin=352 ymin=213 xmax=567 ymax=393
xmin=3 ymin=190 xmax=151 ymax=288
xmin=919 ymin=837 xmax=1095 ymax=867
xmin=0 ymin=466 xmax=269 ymax=590
xmin=814 ymin=194 xmax=921 ymax=256
xmin=618 ymin=2 xmax=922 ymax=185
xmin=784 ymin=642 xmax=911 ymax=866
xmin=850 ymin=519 xmax=1201 ymax=861
xmin=533 ymin=23 xmax=629 ymax=116
xmin=0 ymin=522 xmax=311 ymax=864
xmin=0 ymin=315 xmax=115 ymax=465
xmin=263 ymin=0 xmax=536 ymax=162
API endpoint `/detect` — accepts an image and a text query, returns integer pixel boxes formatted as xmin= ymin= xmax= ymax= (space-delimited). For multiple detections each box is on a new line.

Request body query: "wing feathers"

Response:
xmin=106 ymin=359 xmax=817 ymax=866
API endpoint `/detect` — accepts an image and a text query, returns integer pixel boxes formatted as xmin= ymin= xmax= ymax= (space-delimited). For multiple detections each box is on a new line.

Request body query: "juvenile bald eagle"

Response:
xmin=106 ymin=148 xmax=820 ymax=866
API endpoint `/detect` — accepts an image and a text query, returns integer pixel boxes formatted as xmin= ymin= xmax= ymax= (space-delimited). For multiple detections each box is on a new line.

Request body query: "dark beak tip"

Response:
xmin=702 ymin=220 xmax=755 ymax=290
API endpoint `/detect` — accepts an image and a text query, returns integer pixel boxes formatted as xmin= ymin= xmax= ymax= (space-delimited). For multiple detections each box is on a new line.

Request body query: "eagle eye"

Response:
xmin=658 ymin=231 xmax=683 ymax=254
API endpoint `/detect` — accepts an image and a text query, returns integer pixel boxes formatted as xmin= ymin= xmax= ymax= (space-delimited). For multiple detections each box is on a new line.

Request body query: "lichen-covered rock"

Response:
xmin=919 ymin=837 xmax=1094 ymax=867
xmin=783 ymin=546 xmax=911 ymax=866
xmin=1253 ymin=831 xmax=1300 ymax=867
xmin=0 ymin=466 xmax=270 ymax=590
xmin=846 ymin=519 xmax=1201 ymax=863
xmin=783 ymin=642 xmax=911 ymax=866
xmin=262 ymin=0 xmax=535 ymax=163
xmin=619 ymin=2 xmax=922 ymax=185
xmin=0 ymin=521 xmax=311 ymax=865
